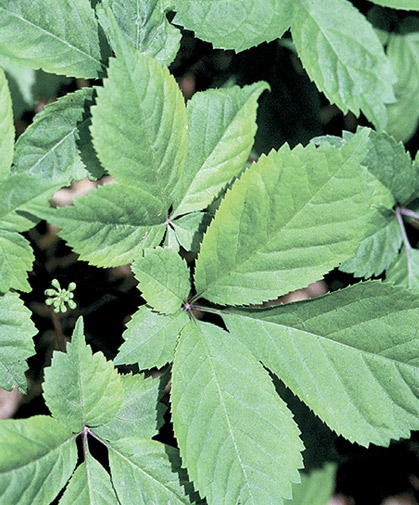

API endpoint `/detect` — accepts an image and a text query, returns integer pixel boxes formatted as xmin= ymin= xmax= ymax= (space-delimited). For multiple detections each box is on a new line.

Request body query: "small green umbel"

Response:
xmin=45 ymin=279 xmax=77 ymax=313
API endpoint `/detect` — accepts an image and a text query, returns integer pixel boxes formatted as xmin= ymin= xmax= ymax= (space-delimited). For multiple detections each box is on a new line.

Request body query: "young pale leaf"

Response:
xmin=114 ymin=305 xmax=189 ymax=369
xmin=386 ymin=17 xmax=419 ymax=142
xmin=132 ymin=247 xmax=190 ymax=314
xmin=98 ymin=0 xmax=181 ymax=66
xmin=173 ymin=82 xmax=269 ymax=217
xmin=171 ymin=321 xmax=303 ymax=505
xmin=172 ymin=212 xmax=210 ymax=253
xmin=291 ymin=0 xmax=396 ymax=130
xmin=0 ymin=67 xmax=13 ymax=180
xmin=194 ymin=131 xmax=376 ymax=305
xmin=172 ymin=0 xmax=292 ymax=52
xmin=43 ymin=317 xmax=123 ymax=433
xmin=369 ymin=0 xmax=419 ymax=8
xmin=223 ymin=281 xmax=419 ymax=446
xmin=340 ymin=215 xmax=402 ymax=278
xmin=13 ymin=88 xmax=102 ymax=184
xmin=0 ymin=229 xmax=34 ymax=292
xmin=90 ymin=51 xmax=187 ymax=207
xmin=0 ymin=0 xmax=105 ymax=78
xmin=59 ymin=450 xmax=118 ymax=505
xmin=386 ymin=247 xmax=419 ymax=290
xmin=0 ymin=292 xmax=36 ymax=392
xmin=0 ymin=416 xmax=77 ymax=505
xmin=93 ymin=373 xmax=166 ymax=441
xmin=286 ymin=463 xmax=337 ymax=505
xmin=108 ymin=438 xmax=192 ymax=505
xmin=33 ymin=183 xmax=166 ymax=267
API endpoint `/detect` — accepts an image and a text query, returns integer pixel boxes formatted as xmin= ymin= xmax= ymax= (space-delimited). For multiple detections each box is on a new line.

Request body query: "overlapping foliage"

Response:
xmin=0 ymin=1 xmax=419 ymax=504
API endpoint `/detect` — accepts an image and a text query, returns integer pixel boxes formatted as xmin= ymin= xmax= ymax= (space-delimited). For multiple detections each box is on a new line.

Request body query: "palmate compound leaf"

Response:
xmin=0 ymin=416 xmax=77 ymax=505
xmin=223 ymin=281 xmax=419 ymax=447
xmin=291 ymin=0 xmax=396 ymax=130
xmin=194 ymin=129 xmax=384 ymax=306
xmin=43 ymin=317 xmax=123 ymax=433
xmin=172 ymin=0 xmax=292 ymax=52
xmin=32 ymin=182 xmax=167 ymax=267
xmin=114 ymin=305 xmax=189 ymax=369
xmin=90 ymin=49 xmax=187 ymax=206
xmin=97 ymin=0 xmax=181 ymax=66
xmin=107 ymin=438 xmax=193 ymax=505
xmin=92 ymin=372 xmax=167 ymax=442
xmin=13 ymin=87 xmax=103 ymax=185
xmin=132 ymin=247 xmax=191 ymax=314
xmin=0 ymin=0 xmax=106 ymax=78
xmin=172 ymin=82 xmax=269 ymax=217
xmin=171 ymin=321 xmax=304 ymax=505
xmin=0 ymin=66 xmax=13 ymax=180
xmin=58 ymin=448 xmax=118 ymax=505
xmin=0 ymin=291 xmax=36 ymax=392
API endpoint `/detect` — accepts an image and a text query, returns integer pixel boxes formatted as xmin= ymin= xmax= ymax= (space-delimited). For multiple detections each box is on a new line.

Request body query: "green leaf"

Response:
xmin=0 ymin=56 xmax=72 ymax=118
xmin=59 ymin=450 xmax=118 ymax=505
xmin=0 ymin=0 xmax=105 ymax=78
xmin=0 ymin=229 xmax=34 ymax=292
xmin=368 ymin=0 xmax=419 ymax=9
xmin=291 ymin=0 xmax=396 ymax=130
xmin=13 ymin=87 xmax=102 ymax=185
xmin=114 ymin=305 xmax=189 ymax=369
xmin=0 ymin=67 xmax=13 ymax=180
xmin=386 ymin=17 xmax=419 ymax=142
xmin=93 ymin=373 xmax=166 ymax=441
xmin=90 ymin=51 xmax=187 ymax=207
xmin=386 ymin=247 xmax=419 ymax=290
xmin=340 ymin=214 xmax=402 ymax=278
xmin=0 ymin=291 xmax=36 ymax=393
xmin=132 ymin=247 xmax=191 ymax=314
xmin=172 ymin=0 xmax=292 ymax=52
xmin=108 ymin=438 xmax=192 ymax=505
xmin=171 ymin=321 xmax=303 ymax=505
xmin=194 ymin=131 xmax=375 ymax=305
xmin=223 ymin=281 xmax=419 ymax=446
xmin=286 ymin=463 xmax=337 ymax=505
xmin=0 ymin=173 xmax=61 ymax=232
xmin=98 ymin=0 xmax=181 ymax=66
xmin=362 ymin=128 xmax=416 ymax=205
xmin=172 ymin=212 xmax=210 ymax=253
xmin=43 ymin=317 xmax=123 ymax=432
xmin=0 ymin=416 xmax=77 ymax=505
xmin=32 ymin=183 xmax=166 ymax=267
xmin=173 ymin=82 xmax=269 ymax=217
